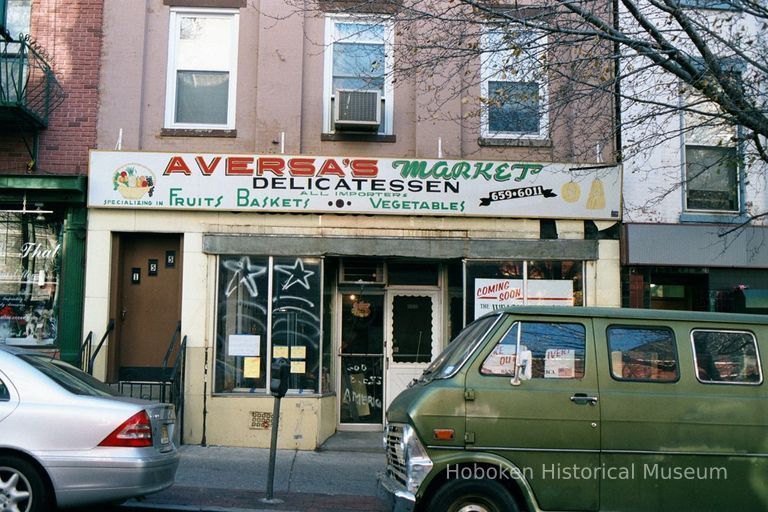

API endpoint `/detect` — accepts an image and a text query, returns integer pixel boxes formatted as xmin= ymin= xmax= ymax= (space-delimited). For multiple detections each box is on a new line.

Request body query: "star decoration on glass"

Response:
xmin=275 ymin=259 xmax=315 ymax=291
xmin=223 ymin=257 xmax=266 ymax=297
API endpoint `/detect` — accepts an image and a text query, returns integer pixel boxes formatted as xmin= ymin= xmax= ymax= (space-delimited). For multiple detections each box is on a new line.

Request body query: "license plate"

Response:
xmin=161 ymin=424 xmax=170 ymax=445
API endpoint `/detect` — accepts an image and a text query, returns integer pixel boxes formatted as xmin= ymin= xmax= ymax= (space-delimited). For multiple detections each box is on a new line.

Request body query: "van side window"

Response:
xmin=607 ymin=326 xmax=679 ymax=382
xmin=692 ymin=330 xmax=762 ymax=385
xmin=481 ymin=322 xmax=586 ymax=379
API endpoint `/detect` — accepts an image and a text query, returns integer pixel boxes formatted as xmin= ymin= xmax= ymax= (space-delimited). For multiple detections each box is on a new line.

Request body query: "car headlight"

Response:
xmin=401 ymin=424 xmax=433 ymax=494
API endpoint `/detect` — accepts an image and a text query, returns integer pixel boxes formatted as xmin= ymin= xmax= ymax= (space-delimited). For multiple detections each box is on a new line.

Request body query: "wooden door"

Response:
xmin=115 ymin=233 xmax=182 ymax=381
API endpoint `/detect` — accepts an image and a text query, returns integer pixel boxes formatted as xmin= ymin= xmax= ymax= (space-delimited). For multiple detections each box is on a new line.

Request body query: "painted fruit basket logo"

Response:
xmin=113 ymin=164 xmax=155 ymax=200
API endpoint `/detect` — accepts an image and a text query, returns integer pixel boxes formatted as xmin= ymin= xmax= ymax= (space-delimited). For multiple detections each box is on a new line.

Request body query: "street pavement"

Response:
xmin=119 ymin=431 xmax=389 ymax=512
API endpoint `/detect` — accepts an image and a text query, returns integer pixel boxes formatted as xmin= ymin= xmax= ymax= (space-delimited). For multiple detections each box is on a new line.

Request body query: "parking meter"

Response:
xmin=265 ymin=357 xmax=290 ymax=502
xmin=270 ymin=357 xmax=290 ymax=398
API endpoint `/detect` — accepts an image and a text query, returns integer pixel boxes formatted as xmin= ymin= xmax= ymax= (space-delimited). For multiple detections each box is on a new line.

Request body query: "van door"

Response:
xmin=464 ymin=317 xmax=600 ymax=511
xmin=595 ymin=318 xmax=768 ymax=511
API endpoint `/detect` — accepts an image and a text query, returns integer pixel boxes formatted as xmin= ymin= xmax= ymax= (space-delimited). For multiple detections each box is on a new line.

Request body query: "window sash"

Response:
xmin=685 ymin=145 xmax=739 ymax=212
xmin=480 ymin=29 xmax=548 ymax=139
xmin=323 ymin=16 xmax=393 ymax=134
xmin=165 ymin=8 xmax=238 ymax=129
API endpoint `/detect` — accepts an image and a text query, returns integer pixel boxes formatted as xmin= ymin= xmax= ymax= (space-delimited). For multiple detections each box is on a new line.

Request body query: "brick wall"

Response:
xmin=0 ymin=0 xmax=103 ymax=175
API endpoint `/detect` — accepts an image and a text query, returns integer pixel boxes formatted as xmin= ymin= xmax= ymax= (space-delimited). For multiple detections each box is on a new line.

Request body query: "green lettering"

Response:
xmin=393 ymin=160 xmax=428 ymax=178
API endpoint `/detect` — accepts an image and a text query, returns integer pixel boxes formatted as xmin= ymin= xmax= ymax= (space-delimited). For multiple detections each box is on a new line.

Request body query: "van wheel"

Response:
xmin=427 ymin=479 xmax=520 ymax=512
xmin=0 ymin=456 xmax=50 ymax=512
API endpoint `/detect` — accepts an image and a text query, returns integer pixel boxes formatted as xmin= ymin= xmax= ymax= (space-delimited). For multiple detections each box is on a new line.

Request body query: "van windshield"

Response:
xmin=421 ymin=315 xmax=501 ymax=381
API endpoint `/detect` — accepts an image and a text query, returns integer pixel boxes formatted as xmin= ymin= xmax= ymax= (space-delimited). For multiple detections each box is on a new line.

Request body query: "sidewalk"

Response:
xmin=121 ymin=432 xmax=389 ymax=512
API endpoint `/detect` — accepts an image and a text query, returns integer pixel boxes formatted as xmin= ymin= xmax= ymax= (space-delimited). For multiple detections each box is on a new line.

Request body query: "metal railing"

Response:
xmin=79 ymin=331 xmax=93 ymax=372
xmin=0 ymin=36 xmax=64 ymax=127
xmin=82 ymin=319 xmax=115 ymax=375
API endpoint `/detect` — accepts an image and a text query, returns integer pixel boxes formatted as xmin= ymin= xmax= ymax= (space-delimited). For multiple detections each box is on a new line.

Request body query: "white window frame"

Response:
xmin=480 ymin=29 xmax=549 ymax=140
xmin=681 ymin=87 xmax=741 ymax=214
xmin=322 ymin=14 xmax=394 ymax=135
xmin=165 ymin=8 xmax=239 ymax=130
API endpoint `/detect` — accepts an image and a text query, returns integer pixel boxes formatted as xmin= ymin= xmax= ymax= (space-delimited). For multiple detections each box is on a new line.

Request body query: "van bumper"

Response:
xmin=377 ymin=472 xmax=416 ymax=512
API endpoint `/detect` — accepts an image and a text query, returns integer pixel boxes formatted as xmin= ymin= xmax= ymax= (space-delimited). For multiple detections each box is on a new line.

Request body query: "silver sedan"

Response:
xmin=0 ymin=345 xmax=179 ymax=511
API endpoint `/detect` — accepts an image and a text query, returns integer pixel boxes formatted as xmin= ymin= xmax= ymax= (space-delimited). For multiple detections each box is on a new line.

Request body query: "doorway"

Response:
xmin=337 ymin=288 xmax=440 ymax=428
xmin=384 ymin=290 xmax=439 ymax=411
xmin=110 ymin=233 xmax=183 ymax=382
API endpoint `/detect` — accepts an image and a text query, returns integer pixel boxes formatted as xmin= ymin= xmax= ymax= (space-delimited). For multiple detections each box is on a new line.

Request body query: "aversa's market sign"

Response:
xmin=88 ymin=151 xmax=622 ymax=220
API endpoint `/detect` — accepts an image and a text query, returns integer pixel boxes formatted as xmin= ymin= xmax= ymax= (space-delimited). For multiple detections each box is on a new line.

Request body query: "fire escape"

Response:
xmin=1 ymin=21 xmax=64 ymax=169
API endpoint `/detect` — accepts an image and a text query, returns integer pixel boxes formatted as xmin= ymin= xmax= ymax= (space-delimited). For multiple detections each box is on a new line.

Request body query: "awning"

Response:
xmin=203 ymin=234 xmax=599 ymax=260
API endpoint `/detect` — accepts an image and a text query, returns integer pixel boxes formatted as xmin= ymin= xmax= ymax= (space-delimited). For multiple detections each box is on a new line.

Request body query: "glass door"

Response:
xmin=338 ymin=292 xmax=384 ymax=426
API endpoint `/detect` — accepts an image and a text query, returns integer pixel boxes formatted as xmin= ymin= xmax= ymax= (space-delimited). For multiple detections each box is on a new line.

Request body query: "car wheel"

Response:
xmin=426 ymin=478 xmax=520 ymax=512
xmin=0 ymin=456 xmax=49 ymax=512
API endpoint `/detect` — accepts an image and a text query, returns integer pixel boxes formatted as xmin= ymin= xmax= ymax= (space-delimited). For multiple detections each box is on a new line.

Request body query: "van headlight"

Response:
xmin=401 ymin=424 xmax=433 ymax=494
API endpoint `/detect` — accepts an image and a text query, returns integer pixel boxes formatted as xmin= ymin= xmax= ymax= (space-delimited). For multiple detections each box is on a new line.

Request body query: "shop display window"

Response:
xmin=0 ymin=213 xmax=61 ymax=346
xmin=466 ymin=260 xmax=584 ymax=321
xmin=215 ymin=255 xmax=323 ymax=394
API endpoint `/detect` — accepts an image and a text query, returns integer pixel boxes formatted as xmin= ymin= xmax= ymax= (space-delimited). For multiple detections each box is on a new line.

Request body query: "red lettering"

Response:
xmin=351 ymin=159 xmax=378 ymax=177
xmin=257 ymin=157 xmax=285 ymax=176
xmin=226 ymin=157 xmax=254 ymax=176
xmin=288 ymin=158 xmax=316 ymax=177
xmin=195 ymin=156 xmax=222 ymax=176
xmin=164 ymin=156 xmax=191 ymax=175
xmin=318 ymin=158 xmax=345 ymax=177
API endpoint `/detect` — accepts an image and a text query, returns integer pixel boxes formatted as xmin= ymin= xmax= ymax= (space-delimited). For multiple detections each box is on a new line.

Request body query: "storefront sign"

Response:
xmin=474 ymin=278 xmax=574 ymax=317
xmin=89 ymin=151 xmax=621 ymax=220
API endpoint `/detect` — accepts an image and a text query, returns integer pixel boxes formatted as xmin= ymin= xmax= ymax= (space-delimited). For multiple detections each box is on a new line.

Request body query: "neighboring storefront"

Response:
xmin=84 ymin=150 xmax=622 ymax=449
xmin=622 ymin=223 xmax=768 ymax=313
xmin=0 ymin=176 xmax=88 ymax=363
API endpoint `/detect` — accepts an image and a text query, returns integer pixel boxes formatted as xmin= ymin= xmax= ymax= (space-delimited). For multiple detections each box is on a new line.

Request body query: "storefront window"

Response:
xmin=466 ymin=260 xmax=584 ymax=321
xmin=0 ymin=213 xmax=61 ymax=346
xmin=214 ymin=255 xmax=322 ymax=394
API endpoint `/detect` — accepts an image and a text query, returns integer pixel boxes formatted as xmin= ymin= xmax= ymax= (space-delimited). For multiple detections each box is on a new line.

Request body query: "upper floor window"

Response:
xmin=3 ymin=0 xmax=31 ymax=41
xmin=323 ymin=16 xmax=393 ymax=135
xmin=481 ymin=28 xmax=548 ymax=139
xmin=685 ymin=145 xmax=739 ymax=212
xmin=678 ymin=0 xmax=741 ymax=10
xmin=165 ymin=8 xmax=239 ymax=130
xmin=682 ymin=87 xmax=740 ymax=213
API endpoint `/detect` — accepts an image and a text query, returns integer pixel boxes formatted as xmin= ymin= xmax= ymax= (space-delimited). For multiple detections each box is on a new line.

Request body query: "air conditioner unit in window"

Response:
xmin=334 ymin=89 xmax=381 ymax=131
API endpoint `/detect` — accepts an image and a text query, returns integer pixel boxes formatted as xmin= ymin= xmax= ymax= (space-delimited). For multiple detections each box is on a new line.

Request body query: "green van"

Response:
xmin=378 ymin=307 xmax=767 ymax=512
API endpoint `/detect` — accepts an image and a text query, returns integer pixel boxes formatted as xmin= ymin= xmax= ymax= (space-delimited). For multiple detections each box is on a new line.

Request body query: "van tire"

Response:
xmin=426 ymin=478 xmax=520 ymax=512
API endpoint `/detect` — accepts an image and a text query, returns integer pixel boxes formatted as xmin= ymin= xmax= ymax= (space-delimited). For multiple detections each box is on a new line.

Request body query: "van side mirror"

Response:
xmin=511 ymin=350 xmax=533 ymax=386
xmin=270 ymin=357 xmax=290 ymax=398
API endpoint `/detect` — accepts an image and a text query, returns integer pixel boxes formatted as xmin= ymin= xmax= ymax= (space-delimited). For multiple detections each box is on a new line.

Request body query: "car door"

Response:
xmin=464 ymin=317 xmax=600 ymax=511
xmin=0 ymin=369 xmax=19 ymax=424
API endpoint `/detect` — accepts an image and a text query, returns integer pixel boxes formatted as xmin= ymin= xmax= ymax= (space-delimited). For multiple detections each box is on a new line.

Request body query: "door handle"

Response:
xmin=570 ymin=393 xmax=598 ymax=406
xmin=121 ymin=308 xmax=127 ymax=320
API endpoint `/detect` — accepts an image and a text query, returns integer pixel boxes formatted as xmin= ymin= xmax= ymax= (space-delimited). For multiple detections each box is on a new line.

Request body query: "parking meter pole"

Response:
xmin=265 ymin=395 xmax=281 ymax=501
xmin=262 ymin=357 xmax=289 ymax=504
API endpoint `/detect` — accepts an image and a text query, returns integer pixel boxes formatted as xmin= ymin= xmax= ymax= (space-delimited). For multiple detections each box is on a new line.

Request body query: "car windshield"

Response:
xmin=421 ymin=314 xmax=501 ymax=381
xmin=20 ymin=354 xmax=119 ymax=397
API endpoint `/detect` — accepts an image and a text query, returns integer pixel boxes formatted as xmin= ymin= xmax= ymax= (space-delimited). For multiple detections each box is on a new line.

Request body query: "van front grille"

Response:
xmin=385 ymin=423 xmax=407 ymax=485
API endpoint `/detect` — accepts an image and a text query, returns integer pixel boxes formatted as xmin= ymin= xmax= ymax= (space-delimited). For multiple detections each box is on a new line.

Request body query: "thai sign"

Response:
xmin=88 ymin=150 xmax=621 ymax=219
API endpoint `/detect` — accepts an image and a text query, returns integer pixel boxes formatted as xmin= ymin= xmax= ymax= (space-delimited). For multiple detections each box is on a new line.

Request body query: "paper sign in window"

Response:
xmin=243 ymin=357 xmax=261 ymax=378
xmin=273 ymin=346 xmax=289 ymax=358
xmin=291 ymin=346 xmax=307 ymax=359
xmin=544 ymin=348 xmax=576 ymax=378
xmin=228 ymin=335 xmax=260 ymax=357
xmin=291 ymin=361 xmax=306 ymax=374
